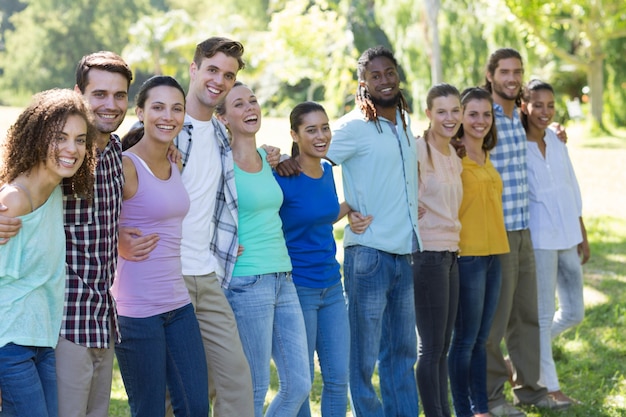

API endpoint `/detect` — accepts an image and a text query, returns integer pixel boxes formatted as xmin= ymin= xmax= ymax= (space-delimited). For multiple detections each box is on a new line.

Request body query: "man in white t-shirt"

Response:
xmin=121 ymin=37 xmax=278 ymax=417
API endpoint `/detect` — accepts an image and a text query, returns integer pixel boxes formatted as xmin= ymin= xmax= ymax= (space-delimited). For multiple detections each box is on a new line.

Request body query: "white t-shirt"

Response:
xmin=180 ymin=115 xmax=221 ymax=275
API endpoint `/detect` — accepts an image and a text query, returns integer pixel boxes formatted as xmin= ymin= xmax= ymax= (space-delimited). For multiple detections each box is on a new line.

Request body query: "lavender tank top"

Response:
xmin=112 ymin=152 xmax=191 ymax=318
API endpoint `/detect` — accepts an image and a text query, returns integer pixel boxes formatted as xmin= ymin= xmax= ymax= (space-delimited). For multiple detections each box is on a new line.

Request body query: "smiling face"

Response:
xmin=189 ymin=52 xmax=240 ymax=112
xmin=217 ymin=84 xmax=261 ymax=137
xmin=360 ymin=56 xmax=401 ymax=109
xmin=522 ymin=88 xmax=555 ymax=131
xmin=79 ymin=69 xmax=128 ymax=136
xmin=462 ymin=98 xmax=493 ymax=142
xmin=291 ymin=110 xmax=331 ymax=160
xmin=45 ymin=114 xmax=88 ymax=182
xmin=487 ymin=57 xmax=524 ymax=103
xmin=136 ymin=85 xmax=186 ymax=144
xmin=426 ymin=95 xmax=462 ymax=140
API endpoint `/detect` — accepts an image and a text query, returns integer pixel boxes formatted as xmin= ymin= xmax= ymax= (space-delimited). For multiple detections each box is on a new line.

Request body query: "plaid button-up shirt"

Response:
xmin=489 ymin=103 xmax=530 ymax=231
xmin=60 ymin=134 xmax=124 ymax=348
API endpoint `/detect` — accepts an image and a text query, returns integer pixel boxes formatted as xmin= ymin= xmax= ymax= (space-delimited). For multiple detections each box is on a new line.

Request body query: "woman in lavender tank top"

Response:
xmin=111 ymin=76 xmax=208 ymax=417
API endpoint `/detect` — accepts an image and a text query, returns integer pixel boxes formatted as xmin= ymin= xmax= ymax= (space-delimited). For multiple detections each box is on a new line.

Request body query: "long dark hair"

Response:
xmin=455 ymin=87 xmax=498 ymax=151
xmin=289 ymin=101 xmax=328 ymax=157
xmin=520 ymin=79 xmax=555 ymax=132
xmin=121 ymin=75 xmax=186 ymax=150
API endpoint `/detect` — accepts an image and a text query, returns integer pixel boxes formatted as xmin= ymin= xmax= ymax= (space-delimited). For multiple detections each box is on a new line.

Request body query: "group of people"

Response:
xmin=404 ymin=49 xmax=588 ymax=417
xmin=0 ymin=34 xmax=588 ymax=417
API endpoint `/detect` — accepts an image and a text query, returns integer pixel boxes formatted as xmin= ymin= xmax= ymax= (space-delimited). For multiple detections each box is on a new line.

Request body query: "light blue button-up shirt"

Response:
xmin=327 ymin=109 xmax=421 ymax=255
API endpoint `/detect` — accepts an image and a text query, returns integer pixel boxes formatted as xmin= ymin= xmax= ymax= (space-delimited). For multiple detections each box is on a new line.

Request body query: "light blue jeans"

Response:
xmin=534 ymin=246 xmax=584 ymax=392
xmin=114 ymin=303 xmax=209 ymax=417
xmin=225 ymin=272 xmax=311 ymax=417
xmin=343 ymin=246 xmax=419 ymax=417
xmin=295 ymin=281 xmax=349 ymax=417
xmin=0 ymin=344 xmax=58 ymax=417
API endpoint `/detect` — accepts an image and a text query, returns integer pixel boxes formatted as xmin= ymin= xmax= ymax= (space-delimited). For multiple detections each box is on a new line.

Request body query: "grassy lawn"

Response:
xmin=1 ymin=108 xmax=624 ymax=416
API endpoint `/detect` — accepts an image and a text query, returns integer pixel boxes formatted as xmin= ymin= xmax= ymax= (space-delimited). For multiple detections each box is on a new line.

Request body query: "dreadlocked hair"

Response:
xmin=355 ymin=46 xmax=411 ymax=134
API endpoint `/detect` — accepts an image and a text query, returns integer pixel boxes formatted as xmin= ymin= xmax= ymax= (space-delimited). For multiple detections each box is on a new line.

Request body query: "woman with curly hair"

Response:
xmin=0 ymin=88 xmax=96 ymax=417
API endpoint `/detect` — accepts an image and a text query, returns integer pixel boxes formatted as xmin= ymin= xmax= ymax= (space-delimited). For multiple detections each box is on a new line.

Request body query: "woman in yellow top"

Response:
xmin=447 ymin=87 xmax=510 ymax=417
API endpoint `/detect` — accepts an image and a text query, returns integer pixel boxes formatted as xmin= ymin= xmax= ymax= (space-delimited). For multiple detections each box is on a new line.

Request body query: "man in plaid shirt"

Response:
xmin=483 ymin=48 xmax=567 ymax=417
xmin=57 ymin=52 xmax=158 ymax=417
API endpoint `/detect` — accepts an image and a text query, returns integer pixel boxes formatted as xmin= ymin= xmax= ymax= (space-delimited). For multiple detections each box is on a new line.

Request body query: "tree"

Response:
xmin=0 ymin=0 xmax=150 ymax=97
xmin=424 ymin=0 xmax=442 ymax=85
xmin=123 ymin=9 xmax=196 ymax=83
xmin=245 ymin=0 xmax=357 ymax=117
xmin=504 ymin=0 xmax=626 ymax=128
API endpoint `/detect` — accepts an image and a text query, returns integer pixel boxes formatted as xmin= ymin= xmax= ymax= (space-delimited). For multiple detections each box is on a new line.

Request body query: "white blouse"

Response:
xmin=527 ymin=129 xmax=583 ymax=250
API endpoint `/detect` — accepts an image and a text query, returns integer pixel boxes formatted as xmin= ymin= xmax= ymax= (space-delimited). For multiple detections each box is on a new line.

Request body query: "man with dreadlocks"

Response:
xmin=325 ymin=45 xmax=422 ymax=417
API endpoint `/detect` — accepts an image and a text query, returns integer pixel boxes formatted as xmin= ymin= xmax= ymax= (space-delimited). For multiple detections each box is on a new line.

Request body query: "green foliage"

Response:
xmin=243 ymin=0 xmax=357 ymax=117
xmin=0 ymin=0 xmax=625 ymax=126
xmin=502 ymin=0 xmax=626 ymax=127
xmin=0 ymin=0 xmax=151 ymax=99
xmin=122 ymin=9 xmax=196 ymax=89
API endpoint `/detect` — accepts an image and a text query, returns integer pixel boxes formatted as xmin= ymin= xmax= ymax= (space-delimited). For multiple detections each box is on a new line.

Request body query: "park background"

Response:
xmin=1 ymin=0 xmax=625 ymax=416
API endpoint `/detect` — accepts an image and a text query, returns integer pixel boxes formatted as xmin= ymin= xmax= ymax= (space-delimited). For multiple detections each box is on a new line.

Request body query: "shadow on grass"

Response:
xmin=525 ymin=216 xmax=626 ymax=417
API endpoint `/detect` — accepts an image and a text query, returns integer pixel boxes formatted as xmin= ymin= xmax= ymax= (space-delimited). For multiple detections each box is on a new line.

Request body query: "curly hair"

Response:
xmin=355 ymin=46 xmax=411 ymax=134
xmin=0 ymin=89 xmax=97 ymax=198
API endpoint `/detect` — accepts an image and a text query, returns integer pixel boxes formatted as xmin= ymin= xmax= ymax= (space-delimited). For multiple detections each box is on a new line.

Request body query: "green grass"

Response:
xmin=3 ymin=107 xmax=623 ymax=416
xmin=516 ymin=216 xmax=626 ymax=416
xmin=108 ymin=216 xmax=626 ymax=416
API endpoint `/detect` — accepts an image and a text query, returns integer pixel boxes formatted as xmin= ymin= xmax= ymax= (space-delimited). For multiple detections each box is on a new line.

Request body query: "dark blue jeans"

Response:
xmin=0 ymin=344 xmax=58 ymax=417
xmin=115 ymin=303 xmax=209 ymax=417
xmin=448 ymin=255 xmax=502 ymax=417
xmin=413 ymin=250 xmax=459 ymax=417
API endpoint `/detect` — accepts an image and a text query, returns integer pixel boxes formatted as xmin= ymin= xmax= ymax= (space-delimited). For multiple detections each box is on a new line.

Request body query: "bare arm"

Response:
xmin=117 ymin=156 xmax=159 ymax=261
xmin=275 ymin=156 xmax=302 ymax=177
xmin=337 ymin=202 xmax=373 ymax=234
xmin=578 ymin=217 xmax=590 ymax=264
xmin=0 ymin=187 xmax=29 ymax=244
xmin=0 ymin=203 xmax=22 ymax=244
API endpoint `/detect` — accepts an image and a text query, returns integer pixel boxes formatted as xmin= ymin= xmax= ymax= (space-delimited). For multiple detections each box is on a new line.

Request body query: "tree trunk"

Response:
xmin=588 ymin=55 xmax=604 ymax=127
xmin=424 ymin=0 xmax=442 ymax=85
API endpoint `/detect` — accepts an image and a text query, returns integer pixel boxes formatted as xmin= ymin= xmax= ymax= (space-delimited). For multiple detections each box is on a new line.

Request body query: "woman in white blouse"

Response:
xmin=521 ymin=79 xmax=590 ymax=406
